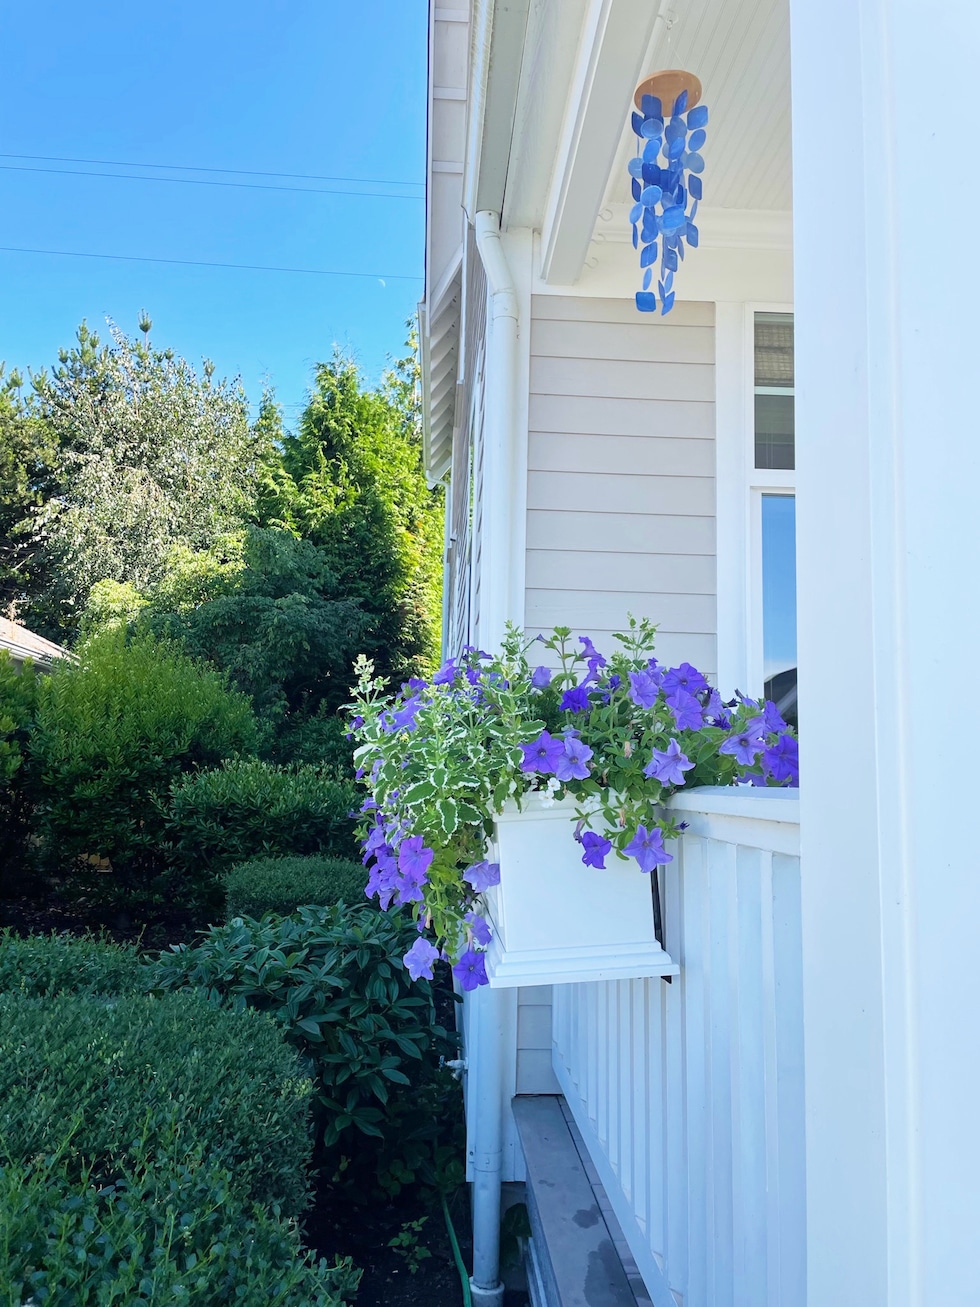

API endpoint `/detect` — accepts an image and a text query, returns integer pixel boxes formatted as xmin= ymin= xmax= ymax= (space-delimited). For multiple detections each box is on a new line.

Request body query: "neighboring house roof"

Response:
xmin=0 ymin=617 xmax=68 ymax=669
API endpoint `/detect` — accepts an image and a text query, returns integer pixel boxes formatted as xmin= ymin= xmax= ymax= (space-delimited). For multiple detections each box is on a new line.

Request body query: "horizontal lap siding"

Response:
xmin=526 ymin=296 xmax=717 ymax=675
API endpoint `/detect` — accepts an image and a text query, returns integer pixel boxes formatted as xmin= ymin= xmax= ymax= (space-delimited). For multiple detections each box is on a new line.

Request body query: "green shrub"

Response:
xmin=26 ymin=628 xmax=258 ymax=905
xmin=167 ymin=758 xmax=358 ymax=875
xmin=152 ymin=903 xmax=458 ymax=1195
xmin=0 ymin=990 xmax=312 ymax=1216
xmin=225 ymin=854 xmax=367 ymax=920
xmin=0 ymin=929 xmax=146 ymax=997
xmin=0 ymin=1152 xmax=354 ymax=1307
xmin=0 ymin=651 xmax=39 ymax=891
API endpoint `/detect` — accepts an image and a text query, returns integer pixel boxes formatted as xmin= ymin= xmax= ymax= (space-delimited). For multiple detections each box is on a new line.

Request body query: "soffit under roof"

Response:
xmin=603 ymin=0 xmax=792 ymax=216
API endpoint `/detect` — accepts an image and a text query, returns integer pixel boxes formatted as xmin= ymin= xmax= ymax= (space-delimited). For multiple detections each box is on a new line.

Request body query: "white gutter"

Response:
xmin=473 ymin=209 xmax=520 ymax=653
xmin=463 ymin=0 xmax=494 ymax=225
xmin=466 ymin=208 xmax=520 ymax=1307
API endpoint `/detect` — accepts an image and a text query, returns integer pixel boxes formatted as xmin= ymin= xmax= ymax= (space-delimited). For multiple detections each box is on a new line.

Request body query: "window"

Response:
xmin=754 ymin=312 xmax=796 ymax=723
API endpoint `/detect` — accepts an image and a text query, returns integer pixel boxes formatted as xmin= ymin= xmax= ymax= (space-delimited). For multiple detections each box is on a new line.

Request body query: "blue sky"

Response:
xmin=0 ymin=1 xmax=427 ymax=428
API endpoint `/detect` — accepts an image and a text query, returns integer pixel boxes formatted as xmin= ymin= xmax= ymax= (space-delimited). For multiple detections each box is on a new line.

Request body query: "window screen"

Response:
xmin=755 ymin=312 xmax=794 ymax=470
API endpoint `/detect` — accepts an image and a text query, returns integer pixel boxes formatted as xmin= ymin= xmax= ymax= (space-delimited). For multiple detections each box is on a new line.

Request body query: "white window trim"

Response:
xmin=715 ymin=300 xmax=795 ymax=698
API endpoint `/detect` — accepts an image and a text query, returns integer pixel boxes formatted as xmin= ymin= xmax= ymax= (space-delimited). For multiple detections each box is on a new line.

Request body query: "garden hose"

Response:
xmin=441 ymin=1192 xmax=473 ymax=1307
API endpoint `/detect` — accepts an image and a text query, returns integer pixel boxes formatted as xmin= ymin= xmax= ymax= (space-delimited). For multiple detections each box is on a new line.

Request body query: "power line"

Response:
xmin=0 ymin=162 xmax=423 ymax=201
xmin=0 ymin=151 xmax=424 ymax=189
xmin=0 ymin=244 xmax=422 ymax=282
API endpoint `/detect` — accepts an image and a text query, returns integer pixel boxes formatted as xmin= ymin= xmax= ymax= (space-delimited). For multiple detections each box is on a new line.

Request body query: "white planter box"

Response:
xmin=482 ymin=793 xmax=679 ymax=987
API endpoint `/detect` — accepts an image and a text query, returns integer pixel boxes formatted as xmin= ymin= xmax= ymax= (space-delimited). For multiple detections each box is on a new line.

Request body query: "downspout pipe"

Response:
xmin=467 ymin=208 xmax=517 ymax=1307
xmin=473 ymin=208 xmax=520 ymax=652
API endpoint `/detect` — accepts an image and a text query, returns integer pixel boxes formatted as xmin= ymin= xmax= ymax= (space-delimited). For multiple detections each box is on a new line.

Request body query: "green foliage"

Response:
xmin=0 ymin=650 xmax=37 ymax=785
xmin=0 ymin=929 xmax=146 ymax=997
xmin=224 ymin=854 xmax=368 ymax=920
xmin=0 ymin=363 xmax=58 ymax=615
xmin=0 ymin=652 xmax=38 ymax=887
xmin=26 ymin=628 xmax=258 ymax=903
xmin=387 ymin=1217 xmax=432 ymax=1273
xmin=152 ymin=903 xmax=458 ymax=1194
xmin=167 ymin=759 xmax=358 ymax=875
xmin=0 ymin=1152 xmax=350 ymax=1307
xmin=143 ymin=526 xmax=367 ymax=760
xmin=23 ymin=321 xmax=270 ymax=640
xmin=0 ymin=989 xmax=313 ymax=1216
xmin=268 ymin=349 xmax=443 ymax=689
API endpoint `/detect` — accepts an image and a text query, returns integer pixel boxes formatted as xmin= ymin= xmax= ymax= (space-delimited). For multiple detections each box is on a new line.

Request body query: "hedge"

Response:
xmin=0 ymin=929 xmax=146 ymax=998
xmin=224 ymin=854 xmax=367 ymax=920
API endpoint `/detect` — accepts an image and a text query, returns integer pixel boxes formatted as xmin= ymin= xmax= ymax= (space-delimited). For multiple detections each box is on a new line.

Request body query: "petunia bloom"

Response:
xmin=391 ymin=695 xmax=422 ymax=731
xmin=531 ymin=665 xmax=552 ymax=689
xmin=667 ymin=689 xmax=704 ymax=731
xmin=763 ymin=732 xmax=799 ymax=784
xmin=554 ymin=735 xmax=594 ymax=782
xmin=644 ymin=738 xmax=695 ymax=786
xmin=466 ymin=912 xmax=493 ymax=947
xmin=398 ymin=836 xmax=434 ymax=881
xmin=463 ymin=860 xmax=501 ymax=893
xmin=579 ymin=830 xmax=612 ymax=869
xmin=763 ymin=699 xmax=788 ymax=734
xmin=719 ymin=729 xmax=766 ymax=767
xmin=560 ymin=685 xmax=590 ymax=713
xmin=628 ymin=670 xmax=660 ymax=709
xmin=624 ymin=824 xmax=673 ymax=872
xmin=520 ymin=730 xmax=566 ymax=775
xmin=403 ymin=936 xmax=440 ymax=981
xmin=432 ymin=659 xmax=459 ymax=685
xmin=453 ymin=949 xmax=489 ymax=991
xmin=661 ymin=663 xmax=709 ymax=696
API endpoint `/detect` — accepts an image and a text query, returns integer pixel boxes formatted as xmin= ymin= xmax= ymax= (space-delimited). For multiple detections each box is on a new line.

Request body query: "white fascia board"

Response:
xmin=539 ymin=0 xmax=666 ymax=286
xmin=463 ymin=0 xmax=532 ymax=222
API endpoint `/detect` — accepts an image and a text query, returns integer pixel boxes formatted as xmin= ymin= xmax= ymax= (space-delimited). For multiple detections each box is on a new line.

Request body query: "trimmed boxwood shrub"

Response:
xmin=153 ymin=903 xmax=459 ymax=1196
xmin=167 ymin=758 xmax=358 ymax=873
xmin=0 ymin=990 xmax=313 ymax=1216
xmin=0 ymin=929 xmax=146 ymax=998
xmin=0 ymin=1151 xmax=354 ymax=1306
xmin=25 ymin=628 xmax=258 ymax=905
xmin=224 ymin=854 xmax=368 ymax=920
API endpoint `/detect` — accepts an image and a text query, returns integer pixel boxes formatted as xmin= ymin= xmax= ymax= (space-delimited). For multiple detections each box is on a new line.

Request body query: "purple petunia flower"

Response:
xmin=403 ymin=936 xmax=440 ymax=981
xmin=520 ymin=730 xmax=566 ymax=775
xmin=704 ymin=689 xmax=727 ymax=722
xmin=719 ymin=728 xmax=766 ymax=767
xmin=466 ymin=912 xmax=493 ymax=947
xmin=579 ymin=830 xmax=612 ymax=869
xmin=463 ymin=860 xmax=501 ymax=893
xmin=453 ymin=949 xmax=489 ymax=991
xmin=667 ymin=689 xmax=704 ymax=731
xmin=432 ymin=659 xmax=459 ymax=685
xmin=398 ymin=836 xmax=434 ymax=881
xmin=645 ymin=658 xmax=665 ymax=686
xmin=531 ymin=665 xmax=552 ymax=689
xmin=763 ymin=699 xmax=788 ymax=734
xmin=661 ymin=663 xmax=709 ymax=697
xmin=391 ymin=695 xmax=422 ymax=731
xmin=623 ymin=824 xmax=673 ymax=873
xmin=579 ymin=636 xmax=605 ymax=663
xmin=628 ymin=670 xmax=660 ymax=710
xmin=555 ymin=735 xmax=594 ymax=782
xmin=644 ymin=737 xmax=695 ymax=786
xmin=763 ymin=732 xmax=799 ymax=784
xmin=394 ymin=860 xmax=429 ymax=904
xmin=560 ymin=685 xmax=590 ymax=713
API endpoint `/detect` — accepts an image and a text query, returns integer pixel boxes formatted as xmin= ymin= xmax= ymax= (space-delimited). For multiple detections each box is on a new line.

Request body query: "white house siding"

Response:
xmin=524 ymin=295 xmax=717 ymax=677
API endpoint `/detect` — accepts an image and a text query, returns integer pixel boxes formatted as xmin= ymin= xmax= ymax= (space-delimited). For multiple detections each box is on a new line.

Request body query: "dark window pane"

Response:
xmin=754 ymin=312 xmax=794 ymax=387
xmin=755 ymin=393 xmax=795 ymax=469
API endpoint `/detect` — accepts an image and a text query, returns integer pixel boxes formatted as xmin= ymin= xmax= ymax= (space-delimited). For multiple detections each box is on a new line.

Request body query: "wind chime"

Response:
xmin=628 ymin=69 xmax=708 ymax=314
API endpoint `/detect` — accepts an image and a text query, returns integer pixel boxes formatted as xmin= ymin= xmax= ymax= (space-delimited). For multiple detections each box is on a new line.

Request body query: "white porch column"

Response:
xmin=790 ymin=3 xmax=980 ymax=1304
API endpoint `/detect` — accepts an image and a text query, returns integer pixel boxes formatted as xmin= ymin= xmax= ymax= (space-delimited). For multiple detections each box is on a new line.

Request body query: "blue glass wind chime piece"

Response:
xmin=629 ymin=89 xmax=708 ymax=314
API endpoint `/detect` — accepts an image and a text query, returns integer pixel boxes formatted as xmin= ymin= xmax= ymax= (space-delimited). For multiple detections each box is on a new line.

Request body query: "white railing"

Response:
xmin=551 ymin=788 xmax=804 ymax=1307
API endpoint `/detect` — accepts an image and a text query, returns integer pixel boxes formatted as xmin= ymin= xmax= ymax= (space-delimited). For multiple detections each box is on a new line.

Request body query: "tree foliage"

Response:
xmin=23 ymin=322 xmax=268 ymax=638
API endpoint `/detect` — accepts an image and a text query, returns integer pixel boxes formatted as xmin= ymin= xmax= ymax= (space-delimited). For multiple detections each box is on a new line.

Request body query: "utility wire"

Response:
xmin=0 ymin=244 xmax=422 ymax=282
xmin=0 ymin=162 xmax=422 ymax=201
xmin=0 ymin=151 xmax=424 ymax=189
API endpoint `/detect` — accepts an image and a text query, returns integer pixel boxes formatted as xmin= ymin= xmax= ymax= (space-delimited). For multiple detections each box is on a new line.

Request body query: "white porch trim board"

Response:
xmin=791 ymin=1 xmax=980 ymax=1302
